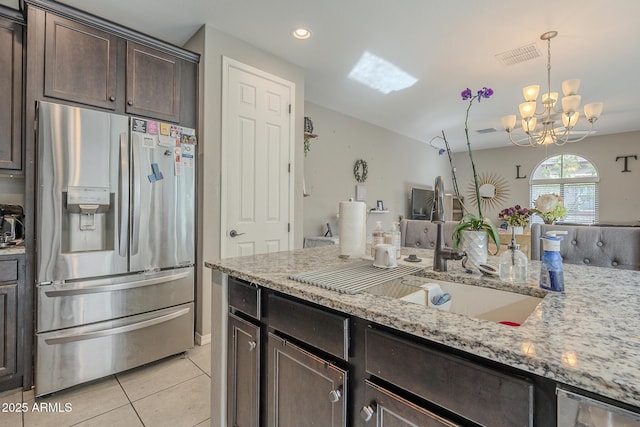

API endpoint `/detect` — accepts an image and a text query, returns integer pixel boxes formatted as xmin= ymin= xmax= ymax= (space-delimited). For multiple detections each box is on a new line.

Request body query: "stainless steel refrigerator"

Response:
xmin=35 ymin=101 xmax=196 ymax=396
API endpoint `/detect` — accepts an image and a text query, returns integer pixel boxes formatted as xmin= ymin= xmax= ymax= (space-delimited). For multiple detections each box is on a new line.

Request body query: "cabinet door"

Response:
xmin=267 ymin=333 xmax=347 ymax=427
xmin=228 ymin=313 xmax=260 ymax=427
xmin=126 ymin=42 xmax=181 ymax=122
xmin=361 ymin=381 xmax=461 ymax=427
xmin=0 ymin=283 xmax=17 ymax=378
xmin=0 ymin=17 xmax=22 ymax=171
xmin=44 ymin=13 xmax=118 ymax=109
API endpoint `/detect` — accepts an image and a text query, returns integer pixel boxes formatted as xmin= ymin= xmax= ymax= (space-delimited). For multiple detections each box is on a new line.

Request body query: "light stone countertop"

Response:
xmin=206 ymin=245 xmax=640 ymax=408
xmin=0 ymin=246 xmax=25 ymax=255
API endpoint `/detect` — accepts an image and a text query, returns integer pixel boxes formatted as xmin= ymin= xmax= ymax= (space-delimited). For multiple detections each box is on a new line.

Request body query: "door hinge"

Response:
xmin=288 ymin=223 xmax=291 ymax=233
xmin=288 ymin=104 xmax=292 ymax=114
xmin=288 ymin=163 xmax=291 ymax=173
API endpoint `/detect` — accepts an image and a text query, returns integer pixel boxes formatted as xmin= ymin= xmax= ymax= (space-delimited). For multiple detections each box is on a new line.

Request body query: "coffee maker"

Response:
xmin=0 ymin=204 xmax=24 ymax=244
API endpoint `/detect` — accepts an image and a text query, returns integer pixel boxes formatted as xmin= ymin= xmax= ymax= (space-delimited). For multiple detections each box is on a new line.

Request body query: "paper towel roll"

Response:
xmin=339 ymin=201 xmax=367 ymax=258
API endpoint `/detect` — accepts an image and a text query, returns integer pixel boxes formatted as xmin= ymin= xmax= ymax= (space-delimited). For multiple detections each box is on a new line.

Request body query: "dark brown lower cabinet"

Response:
xmin=228 ymin=313 xmax=260 ymax=427
xmin=365 ymin=328 xmax=534 ymax=426
xmin=224 ymin=277 xmax=568 ymax=426
xmin=0 ymin=253 xmax=24 ymax=392
xmin=361 ymin=380 xmax=460 ymax=427
xmin=0 ymin=282 xmax=17 ymax=379
xmin=267 ymin=333 xmax=347 ymax=427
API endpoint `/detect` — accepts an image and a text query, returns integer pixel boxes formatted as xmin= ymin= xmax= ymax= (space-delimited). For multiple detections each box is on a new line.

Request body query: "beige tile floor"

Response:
xmin=0 ymin=343 xmax=211 ymax=427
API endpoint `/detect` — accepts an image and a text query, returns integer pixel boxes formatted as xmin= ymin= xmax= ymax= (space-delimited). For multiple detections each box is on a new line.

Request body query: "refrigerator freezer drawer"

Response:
xmin=36 ymin=302 xmax=194 ymax=397
xmin=37 ymin=267 xmax=194 ymax=332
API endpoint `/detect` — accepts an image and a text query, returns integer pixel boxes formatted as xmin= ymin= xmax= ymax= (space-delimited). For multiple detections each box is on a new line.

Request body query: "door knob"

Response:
xmin=360 ymin=404 xmax=376 ymax=422
xmin=248 ymin=341 xmax=257 ymax=351
xmin=229 ymin=230 xmax=245 ymax=238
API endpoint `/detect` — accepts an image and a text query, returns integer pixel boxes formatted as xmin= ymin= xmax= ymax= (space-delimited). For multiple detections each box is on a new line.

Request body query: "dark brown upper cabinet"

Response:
xmin=126 ymin=42 xmax=181 ymax=123
xmin=44 ymin=13 xmax=118 ymax=110
xmin=41 ymin=10 xmax=193 ymax=125
xmin=0 ymin=12 xmax=23 ymax=171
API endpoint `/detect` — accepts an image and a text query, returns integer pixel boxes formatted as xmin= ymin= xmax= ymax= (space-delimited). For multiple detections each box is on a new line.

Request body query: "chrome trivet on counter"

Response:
xmin=289 ymin=261 xmax=423 ymax=294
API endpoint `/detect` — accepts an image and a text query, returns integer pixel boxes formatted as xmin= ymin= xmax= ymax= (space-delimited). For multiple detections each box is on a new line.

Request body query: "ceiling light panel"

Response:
xmin=348 ymin=51 xmax=418 ymax=94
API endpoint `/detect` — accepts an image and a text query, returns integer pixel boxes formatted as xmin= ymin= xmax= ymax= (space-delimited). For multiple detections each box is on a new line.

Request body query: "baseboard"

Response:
xmin=195 ymin=332 xmax=211 ymax=346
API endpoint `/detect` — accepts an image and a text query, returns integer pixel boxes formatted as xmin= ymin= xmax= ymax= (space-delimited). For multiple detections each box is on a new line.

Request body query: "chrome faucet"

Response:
xmin=432 ymin=176 xmax=465 ymax=272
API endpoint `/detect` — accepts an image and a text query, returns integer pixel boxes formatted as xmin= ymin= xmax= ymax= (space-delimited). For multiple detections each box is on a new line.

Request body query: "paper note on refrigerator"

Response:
xmin=147 ymin=121 xmax=159 ymax=135
xmin=159 ymin=122 xmax=170 ymax=136
xmin=181 ymin=143 xmax=194 ymax=169
xmin=132 ymin=118 xmax=147 ymax=133
xmin=174 ymin=146 xmax=182 ymax=176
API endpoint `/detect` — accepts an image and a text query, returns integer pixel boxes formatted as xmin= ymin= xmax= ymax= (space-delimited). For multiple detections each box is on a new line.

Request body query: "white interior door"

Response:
xmin=221 ymin=57 xmax=295 ymax=258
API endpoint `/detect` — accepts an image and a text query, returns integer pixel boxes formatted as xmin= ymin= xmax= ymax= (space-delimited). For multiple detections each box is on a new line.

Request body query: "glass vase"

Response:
xmin=499 ymin=229 xmax=528 ymax=283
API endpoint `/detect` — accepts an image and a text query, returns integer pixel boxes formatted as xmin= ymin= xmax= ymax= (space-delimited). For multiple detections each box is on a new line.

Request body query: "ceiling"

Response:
xmin=4 ymin=0 xmax=640 ymax=151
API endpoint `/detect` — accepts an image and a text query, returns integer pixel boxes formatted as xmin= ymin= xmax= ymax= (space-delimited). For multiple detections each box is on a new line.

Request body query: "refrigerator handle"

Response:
xmin=43 ymin=306 xmax=191 ymax=345
xmin=119 ymin=132 xmax=130 ymax=257
xmin=131 ymin=134 xmax=141 ymax=255
xmin=43 ymin=269 xmax=190 ymax=297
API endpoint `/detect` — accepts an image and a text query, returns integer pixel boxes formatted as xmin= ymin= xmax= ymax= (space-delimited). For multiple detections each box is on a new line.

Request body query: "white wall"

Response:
xmin=449 ymin=130 xmax=640 ymax=225
xmin=184 ymin=24 xmax=305 ymax=427
xmin=303 ymin=102 xmax=449 ymax=240
xmin=184 ymin=23 xmax=305 ymax=337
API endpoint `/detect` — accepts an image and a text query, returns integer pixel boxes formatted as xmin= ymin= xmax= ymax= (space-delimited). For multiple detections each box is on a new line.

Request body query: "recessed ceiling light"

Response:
xmin=292 ymin=28 xmax=311 ymax=40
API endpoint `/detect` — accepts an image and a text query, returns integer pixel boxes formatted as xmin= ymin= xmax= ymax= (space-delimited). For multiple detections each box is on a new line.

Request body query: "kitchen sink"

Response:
xmin=367 ymin=276 xmax=543 ymax=325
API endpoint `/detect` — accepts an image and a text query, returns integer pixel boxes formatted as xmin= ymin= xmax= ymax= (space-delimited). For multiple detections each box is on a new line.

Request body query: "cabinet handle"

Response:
xmin=109 ymin=96 xmax=116 ymax=102
xmin=328 ymin=389 xmax=342 ymax=403
xmin=248 ymin=341 xmax=257 ymax=352
xmin=127 ymin=100 xmax=134 ymax=106
xmin=360 ymin=404 xmax=376 ymax=422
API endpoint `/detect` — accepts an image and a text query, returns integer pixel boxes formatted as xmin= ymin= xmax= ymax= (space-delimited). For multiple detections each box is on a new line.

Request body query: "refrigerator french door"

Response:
xmin=35 ymin=101 xmax=196 ymax=396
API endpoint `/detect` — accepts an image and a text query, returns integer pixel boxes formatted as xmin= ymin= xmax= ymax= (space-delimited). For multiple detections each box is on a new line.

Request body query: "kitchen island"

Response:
xmin=206 ymin=245 xmax=639 ymax=425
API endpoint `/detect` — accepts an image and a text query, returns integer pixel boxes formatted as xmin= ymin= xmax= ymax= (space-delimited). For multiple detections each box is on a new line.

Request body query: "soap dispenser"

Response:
xmin=390 ymin=222 xmax=401 ymax=259
xmin=539 ymin=231 xmax=568 ymax=292
xmin=499 ymin=239 xmax=528 ymax=283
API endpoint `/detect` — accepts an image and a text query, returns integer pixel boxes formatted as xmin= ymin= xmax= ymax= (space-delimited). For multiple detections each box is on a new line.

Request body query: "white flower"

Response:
xmin=534 ymin=194 xmax=561 ymax=213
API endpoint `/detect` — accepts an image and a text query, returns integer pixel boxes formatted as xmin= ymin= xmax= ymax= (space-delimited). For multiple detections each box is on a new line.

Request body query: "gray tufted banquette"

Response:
xmin=530 ymin=223 xmax=640 ymax=270
xmin=400 ymin=219 xmax=458 ymax=249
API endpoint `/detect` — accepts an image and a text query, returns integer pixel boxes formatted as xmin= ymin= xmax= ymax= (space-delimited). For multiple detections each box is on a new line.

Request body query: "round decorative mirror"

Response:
xmin=467 ymin=172 xmax=509 ymax=209
xmin=479 ymin=183 xmax=496 ymax=200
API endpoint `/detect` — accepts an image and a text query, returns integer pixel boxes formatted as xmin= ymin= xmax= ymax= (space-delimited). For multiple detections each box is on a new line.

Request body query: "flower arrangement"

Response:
xmin=436 ymin=87 xmax=500 ymax=251
xmin=532 ymin=193 xmax=567 ymax=224
xmin=498 ymin=205 xmax=532 ymax=227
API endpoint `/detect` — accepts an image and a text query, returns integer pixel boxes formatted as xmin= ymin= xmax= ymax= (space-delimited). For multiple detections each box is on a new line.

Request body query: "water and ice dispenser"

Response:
xmin=62 ymin=186 xmax=115 ymax=253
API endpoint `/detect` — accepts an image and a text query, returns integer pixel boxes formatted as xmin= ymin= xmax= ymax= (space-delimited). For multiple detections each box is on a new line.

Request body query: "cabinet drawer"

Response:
xmin=0 ymin=259 xmax=18 ymax=282
xmin=228 ymin=277 xmax=260 ymax=319
xmin=366 ymin=329 xmax=533 ymax=427
xmin=268 ymin=294 xmax=349 ymax=361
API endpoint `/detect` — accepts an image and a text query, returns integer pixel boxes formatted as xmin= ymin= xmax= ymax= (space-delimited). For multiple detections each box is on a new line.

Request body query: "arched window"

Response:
xmin=530 ymin=154 xmax=599 ymax=224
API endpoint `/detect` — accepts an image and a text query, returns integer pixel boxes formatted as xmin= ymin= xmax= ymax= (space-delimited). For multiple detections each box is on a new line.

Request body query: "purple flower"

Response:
xmin=461 ymin=88 xmax=473 ymax=100
xmin=476 ymin=87 xmax=494 ymax=102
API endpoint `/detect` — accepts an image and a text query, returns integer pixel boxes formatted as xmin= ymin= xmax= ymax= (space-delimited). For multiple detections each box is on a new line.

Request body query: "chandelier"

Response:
xmin=501 ymin=31 xmax=603 ymax=147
